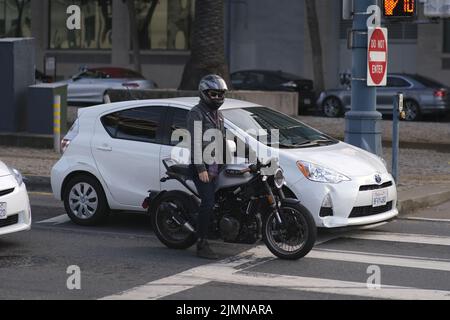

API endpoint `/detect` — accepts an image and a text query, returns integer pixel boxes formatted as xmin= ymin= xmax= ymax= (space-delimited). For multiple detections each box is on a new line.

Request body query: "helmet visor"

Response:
xmin=207 ymin=90 xmax=226 ymax=99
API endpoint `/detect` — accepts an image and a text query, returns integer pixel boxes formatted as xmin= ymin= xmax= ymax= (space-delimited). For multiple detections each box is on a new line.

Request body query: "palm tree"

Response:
xmin=14 ymin=0 xmax=30 ymax=37
xmin=305 ymin=0 xmax=325 ymax=93
xmin=179 ymin=0 xmax=231 ymax=90
xmin=126 ymin=0 xmax=142 ymax=73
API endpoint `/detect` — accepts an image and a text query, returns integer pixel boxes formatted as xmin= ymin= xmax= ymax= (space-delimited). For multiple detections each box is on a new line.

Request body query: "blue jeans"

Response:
xmin=191 ymin=165 xmax=217 ymax=239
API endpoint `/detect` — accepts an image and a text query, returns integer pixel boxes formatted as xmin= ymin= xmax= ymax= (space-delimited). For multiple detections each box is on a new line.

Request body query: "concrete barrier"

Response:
xmin=105 ymin=89 xmax=299 ymax=116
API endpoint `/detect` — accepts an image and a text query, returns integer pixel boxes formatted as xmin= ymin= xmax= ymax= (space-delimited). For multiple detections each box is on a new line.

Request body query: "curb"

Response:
xmin=397 ymin=188 xmax=450 ymax=216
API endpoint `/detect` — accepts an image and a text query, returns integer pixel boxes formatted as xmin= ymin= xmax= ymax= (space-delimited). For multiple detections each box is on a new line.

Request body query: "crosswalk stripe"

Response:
xmin=309 ymin=249 xmax=450 ymax=272
xmin=347 ymin=231 xmax=450 ymax=246
xmin=100 ymin=245 xmax=450 ymax=300
xmin=36 ymin=214 xmax=71 ymax=225
xmin=101 ymin=246 xmax=274 ymax=300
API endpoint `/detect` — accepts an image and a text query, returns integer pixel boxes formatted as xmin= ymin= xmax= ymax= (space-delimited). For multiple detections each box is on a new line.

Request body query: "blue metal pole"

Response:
xmin=345 ymin=0 xmax=383 ymax=157
xmin=392 ymin=93 xmax=402 ymax=184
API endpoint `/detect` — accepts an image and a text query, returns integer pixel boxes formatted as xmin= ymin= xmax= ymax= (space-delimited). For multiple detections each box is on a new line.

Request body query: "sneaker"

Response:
xmin=197 ymin=240 xmax=219 ymax=260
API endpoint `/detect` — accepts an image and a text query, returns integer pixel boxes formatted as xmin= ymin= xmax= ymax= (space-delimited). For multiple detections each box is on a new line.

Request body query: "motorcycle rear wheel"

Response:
xmin=151 ymin=192 xmax=198 ymax=250
xmin=263 ymin=203 xmax=316 ymax=260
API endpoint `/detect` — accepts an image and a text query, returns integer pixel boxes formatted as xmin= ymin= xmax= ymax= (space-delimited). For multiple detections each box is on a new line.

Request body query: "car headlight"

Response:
xmin=8 ymin=167 xmax=23 ymax=186
xmin=296 ymin=161 xmax=351 ymax=184
xmin=274 ymin=168 xmax=285 ymax=189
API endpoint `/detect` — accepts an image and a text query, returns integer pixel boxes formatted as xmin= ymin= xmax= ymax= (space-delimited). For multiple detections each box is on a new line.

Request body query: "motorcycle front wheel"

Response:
xmin=263 ymin=203 xmax=317 ymax=260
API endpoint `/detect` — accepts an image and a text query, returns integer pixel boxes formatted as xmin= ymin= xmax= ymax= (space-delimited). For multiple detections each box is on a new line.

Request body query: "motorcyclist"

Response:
xmin=187 ymin=74 xmax=230 ymax=260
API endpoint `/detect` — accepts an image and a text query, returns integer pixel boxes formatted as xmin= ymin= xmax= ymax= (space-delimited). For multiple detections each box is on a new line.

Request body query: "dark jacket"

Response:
xmin=187 ymin=101 xmax=230 ymax=174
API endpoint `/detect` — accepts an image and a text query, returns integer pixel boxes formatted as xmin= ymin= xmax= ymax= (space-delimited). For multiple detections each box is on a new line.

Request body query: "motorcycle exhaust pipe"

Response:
xmin=171 ymin=215 xmax=195 ymax=233
xmin=163 ymin=203 xmax=195 ymax=234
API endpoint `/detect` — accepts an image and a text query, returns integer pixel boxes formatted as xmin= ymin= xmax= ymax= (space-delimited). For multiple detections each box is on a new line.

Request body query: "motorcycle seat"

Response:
xmin=168 ymin=165 xmax=192 ymax=178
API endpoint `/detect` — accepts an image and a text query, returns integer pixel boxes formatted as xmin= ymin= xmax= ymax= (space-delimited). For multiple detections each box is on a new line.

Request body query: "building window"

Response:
xmin=136 ymin=0 xmax=194 ymax=50
xmin=49 ymin=0 xmax=112 ymax=49
xmin=0 ymin=0 xmax=31 ymax=38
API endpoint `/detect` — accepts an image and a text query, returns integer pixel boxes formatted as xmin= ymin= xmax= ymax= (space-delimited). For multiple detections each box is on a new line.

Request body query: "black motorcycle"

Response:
xmin=145 ymin=159 xmax=316 ymax=260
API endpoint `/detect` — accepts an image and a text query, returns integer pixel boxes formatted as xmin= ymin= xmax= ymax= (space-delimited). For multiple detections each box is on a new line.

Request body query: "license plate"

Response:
xmin=0 ymin=202 xmax=7 ymax=220
xmin=372 ymin=190 xmax=388 ymax=208
xmin=304 ymin=99 xmax=311 ymax=105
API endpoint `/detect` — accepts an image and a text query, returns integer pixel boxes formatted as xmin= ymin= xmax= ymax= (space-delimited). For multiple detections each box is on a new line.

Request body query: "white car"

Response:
xmin=51 ymin=98 xmax=398 ymax=228
xmin=0 ymin=162 xmax=32 ymax=236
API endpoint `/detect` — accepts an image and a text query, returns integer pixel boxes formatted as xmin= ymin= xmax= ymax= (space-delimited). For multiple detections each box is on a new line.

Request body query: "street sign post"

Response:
xmin=367 ymin=27 xmax=388 ymax=87
xmin=345 ymin=0 xmax=383 ymax=157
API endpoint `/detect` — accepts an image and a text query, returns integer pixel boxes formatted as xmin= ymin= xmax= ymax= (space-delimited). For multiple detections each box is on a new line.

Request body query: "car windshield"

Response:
xmin=222 ymin=107 xmax=338 ymax=148
xmin=410 ymin=75 xmax=446 ymax=88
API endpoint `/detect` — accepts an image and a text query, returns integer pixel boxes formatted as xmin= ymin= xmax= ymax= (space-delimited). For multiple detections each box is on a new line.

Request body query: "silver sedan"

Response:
xmin=59 ymin=67 xmax=157 ymax=106
xmin=317 ymin=74 xmax=450 ymax=121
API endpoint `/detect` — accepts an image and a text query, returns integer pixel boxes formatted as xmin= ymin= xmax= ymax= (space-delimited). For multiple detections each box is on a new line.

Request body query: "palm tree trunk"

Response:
xmin=179 ymin=0 xmax=231 ymax=90
xmin=126 ymin=0 xmax=142 ymax=73
xmin=305 ymin=0 xmax=325 ymax=93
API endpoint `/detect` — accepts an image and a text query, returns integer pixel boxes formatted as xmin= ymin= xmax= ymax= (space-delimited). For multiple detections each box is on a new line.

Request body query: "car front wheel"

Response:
xmin=63 ymin=175 xmax=109 ymax=226
xmin=323 ymin=97 xmax=343 ymax=118
xmin=403 ymin=100 xmax=421 ymax=121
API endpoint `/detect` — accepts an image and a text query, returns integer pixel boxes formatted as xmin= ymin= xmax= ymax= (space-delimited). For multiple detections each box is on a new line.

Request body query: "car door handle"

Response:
xmin=97 ymin=146 xmax=112 ymax=152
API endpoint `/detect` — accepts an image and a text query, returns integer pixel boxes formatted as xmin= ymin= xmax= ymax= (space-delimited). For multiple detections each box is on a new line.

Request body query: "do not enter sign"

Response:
xmin=367 ymin=27 xmax=388 ymax=86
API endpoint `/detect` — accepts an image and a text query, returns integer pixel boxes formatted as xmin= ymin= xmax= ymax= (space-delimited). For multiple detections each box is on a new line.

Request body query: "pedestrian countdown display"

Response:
xmin=383 ymin=0 xmax=416 ymax=18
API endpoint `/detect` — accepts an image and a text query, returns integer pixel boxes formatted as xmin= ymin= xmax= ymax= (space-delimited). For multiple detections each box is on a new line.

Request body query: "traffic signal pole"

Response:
xmin=345 ymin=0 xmax=383 ymax=157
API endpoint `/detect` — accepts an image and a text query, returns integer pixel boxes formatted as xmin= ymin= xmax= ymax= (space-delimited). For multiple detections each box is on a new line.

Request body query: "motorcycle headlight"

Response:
xmin=8 ymin=167 xmax=23 ymax=187
xmin=296 ymin=161 xmax=351 ymax=184
xmin=274 ymin=168 xmax=285 ymax=189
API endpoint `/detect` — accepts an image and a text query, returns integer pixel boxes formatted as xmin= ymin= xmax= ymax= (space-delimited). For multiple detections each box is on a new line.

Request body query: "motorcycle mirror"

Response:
xmin=226 ymin=140 xmax=237 ymax=154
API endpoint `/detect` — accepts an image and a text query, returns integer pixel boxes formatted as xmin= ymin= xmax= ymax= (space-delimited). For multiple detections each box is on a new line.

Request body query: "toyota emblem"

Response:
xmin=375 ymin=174 xmax=382 ymax=184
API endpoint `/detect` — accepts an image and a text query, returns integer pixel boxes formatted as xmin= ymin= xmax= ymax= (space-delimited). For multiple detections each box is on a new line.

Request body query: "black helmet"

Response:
xmin=199 ymin=74 xmax=228 ymax=110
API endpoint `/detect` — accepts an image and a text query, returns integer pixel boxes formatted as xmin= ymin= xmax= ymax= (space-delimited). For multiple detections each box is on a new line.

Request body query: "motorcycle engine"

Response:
xmin=219 ymin=215 xmax=241 ymax=242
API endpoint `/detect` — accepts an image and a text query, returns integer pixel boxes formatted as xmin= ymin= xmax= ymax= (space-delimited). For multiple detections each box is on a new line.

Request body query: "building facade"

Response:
xmin=0 ymin=0 xmax=449 ymax=89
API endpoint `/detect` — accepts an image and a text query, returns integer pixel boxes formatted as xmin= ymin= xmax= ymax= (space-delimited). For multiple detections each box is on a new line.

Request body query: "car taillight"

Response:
xmin=434 ymin=89 xmax=447 ymax=98
xmin=61 ymin=139 xmax=71 ymax=154
xmin=122 ymin=82 xmax=140 ymax=88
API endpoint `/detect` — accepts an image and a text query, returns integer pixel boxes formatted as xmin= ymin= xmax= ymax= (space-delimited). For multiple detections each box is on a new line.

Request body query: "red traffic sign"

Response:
xmin=367 ymin=27 xmax=388 ymax=87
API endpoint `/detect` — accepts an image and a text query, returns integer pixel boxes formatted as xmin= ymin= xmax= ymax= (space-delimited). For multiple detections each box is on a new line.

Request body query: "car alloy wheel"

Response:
xmin=403 ymin=100 xmax=421 ymax=121
xmin=69 ymin=182 xmax=99 ymax=219
xmin=323 ymin=97 xmax=342 ymax=118
xmin=63 ymin=175 xmax=109 ymax=226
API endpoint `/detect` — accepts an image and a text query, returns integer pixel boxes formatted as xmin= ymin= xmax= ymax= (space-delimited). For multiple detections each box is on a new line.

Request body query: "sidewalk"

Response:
xmin=0 ymin=143 xmax=449 ymax=216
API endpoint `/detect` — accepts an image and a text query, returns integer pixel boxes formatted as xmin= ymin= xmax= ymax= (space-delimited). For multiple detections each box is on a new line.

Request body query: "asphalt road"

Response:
xmin=0 ymin=192 xmax=449 ymax=300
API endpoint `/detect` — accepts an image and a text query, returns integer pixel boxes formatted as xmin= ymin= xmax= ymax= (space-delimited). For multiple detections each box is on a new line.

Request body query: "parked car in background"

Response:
xmin=317 ymin=74 xmax=450 ymax=121
xmin=58 ymin=67 xmax=158 ymax=106
xmin=51 ymin=98 xmax=397 ymax=229
xmin=231 ymin=70 xmax=316 ymax=114
xmin=0 ymin=161 xmax=31 ymax=236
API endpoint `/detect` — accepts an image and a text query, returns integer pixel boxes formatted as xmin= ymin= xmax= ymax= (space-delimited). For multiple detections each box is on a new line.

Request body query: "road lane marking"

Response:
xmin=309 ymin=249 xmax=450 ymax=272
xmin=36 ymin=214 xmax=71 ymax=225
xmin=100 ymin=245 xmax=450 ymax=300
xmin=401 ymin=217 xmax=450 ymax=223
xmin=347 ymin=231 xmax=450 ymax=246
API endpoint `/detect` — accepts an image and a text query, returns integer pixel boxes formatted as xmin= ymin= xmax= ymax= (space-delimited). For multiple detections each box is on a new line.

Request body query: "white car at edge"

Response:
xmin=0 ymin=161 xmax=32 ymax=236
xmin=51 ymin=98 xmax=398 ymax=228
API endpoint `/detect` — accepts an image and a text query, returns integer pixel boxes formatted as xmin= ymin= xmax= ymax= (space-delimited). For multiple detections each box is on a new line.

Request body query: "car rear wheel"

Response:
xmin=323 ymin=97 xmax=343 ymax=118
xmin=63 ymin=175 xmax=109 ymax=226
xmin=403 ymin=100 xmax=421 ymax=121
